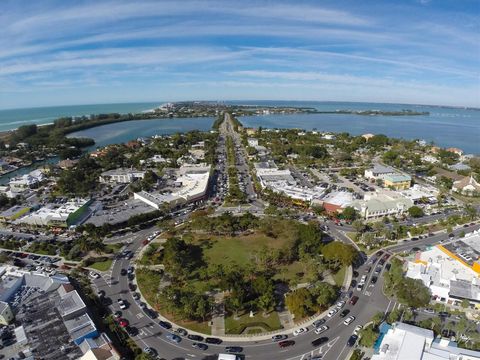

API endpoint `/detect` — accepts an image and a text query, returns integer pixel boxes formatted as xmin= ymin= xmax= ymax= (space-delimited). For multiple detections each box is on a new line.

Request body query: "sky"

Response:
xmin=0 ymin=0 xmax=479 ymax=109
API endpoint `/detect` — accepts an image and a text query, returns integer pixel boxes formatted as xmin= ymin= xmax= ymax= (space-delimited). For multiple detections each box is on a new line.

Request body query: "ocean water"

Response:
xmin=1 ymin=101 xmax=479 ymax=154
xmin=0 ymin=102 xmax=159 ymax=132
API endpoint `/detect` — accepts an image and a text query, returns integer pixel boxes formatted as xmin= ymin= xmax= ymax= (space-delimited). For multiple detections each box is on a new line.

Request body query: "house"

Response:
xmin=452 ymin=176 xmax=480 ymax=196
xmin=362 ymin=133 xmax=375 ymax=141
xmin=447 ymin=147 xmax=464 ymax=156
xmin=449 ymin=162 xmax=471 ymax=171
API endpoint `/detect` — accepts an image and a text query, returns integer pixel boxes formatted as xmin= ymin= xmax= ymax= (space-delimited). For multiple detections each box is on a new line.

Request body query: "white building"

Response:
xmin=99 ymin=169 xmax=145 ymax=184
xmin=19 ymin=198 xmax=90 ymax=227
xmin=399 ymin=184 xmax=438 ymax=204
xmin=9 ymin=169 xmax=45 ymax=190
xmin=134 ymin=164 xmax=211 ymax=209
xmin=365 ymin=164 xmax=398 ymax=180
xmin=406 ymin=232 xmax=480 ymax=303
xmin=372 ymin=322 xmax=480 ymax=360
xmin=350 ymin=191 xmax=414 ymax=219
xmin=247 ymin=138 xmax=259 ymax=147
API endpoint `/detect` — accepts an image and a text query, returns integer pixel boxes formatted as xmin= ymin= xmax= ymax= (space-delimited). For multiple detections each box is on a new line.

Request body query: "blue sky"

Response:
xmin=1 ymin=0 xmax=479 ymax=109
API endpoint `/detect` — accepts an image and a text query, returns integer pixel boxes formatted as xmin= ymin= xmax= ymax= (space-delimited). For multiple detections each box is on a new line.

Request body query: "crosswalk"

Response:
xmin=294 ymin=336 xmax=339 ymax=360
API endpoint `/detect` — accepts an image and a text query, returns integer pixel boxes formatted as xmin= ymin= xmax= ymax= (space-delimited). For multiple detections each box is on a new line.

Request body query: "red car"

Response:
xmin=118 ymin=319 xmax=129 ymax=327
xmin=349 ymin=296 xmax=359 ymax=306
xmin=278 ymin=340 xmax=295 ymax=348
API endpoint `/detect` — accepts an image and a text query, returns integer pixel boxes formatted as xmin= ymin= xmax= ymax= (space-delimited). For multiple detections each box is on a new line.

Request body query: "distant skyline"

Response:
xmin=1 ymin=0 xmax=479 ymax=109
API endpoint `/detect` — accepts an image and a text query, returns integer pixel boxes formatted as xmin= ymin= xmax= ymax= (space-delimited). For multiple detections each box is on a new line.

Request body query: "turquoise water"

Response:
xmin=0 ymin=102 xmax=159 ymax=132
xmin=68 ymin=117 xmax=215 ymax=149
xmin=1 ymin=101 xmax=479 ymax=154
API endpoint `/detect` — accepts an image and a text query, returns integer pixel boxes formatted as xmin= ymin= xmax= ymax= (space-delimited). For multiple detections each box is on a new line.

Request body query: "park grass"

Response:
xmin=225 ymin=310 xmax=282 ymax=335
xmin=105 ymin=243 xmax=122 ymax=253
xmin=195 ymin=232 xmax=294 ymax=267
xmin=89 ymin=258 xmax=113 ymax=272
xmin=272 ymin=261 xmax=307 ymax=283
xmin=333 ymin=265 xmax=347 ymax=286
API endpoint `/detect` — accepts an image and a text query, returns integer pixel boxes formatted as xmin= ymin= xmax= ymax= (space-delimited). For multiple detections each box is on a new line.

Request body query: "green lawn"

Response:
xmin=89 ymin=258 xmax=113 ymax=272
xmin=198 ymin=232 xmax=293 ymax=267
xmin=333 ymin=265 xmax=347 ymax=286
xmin=225 ymin=311 xmax=282 ymax=334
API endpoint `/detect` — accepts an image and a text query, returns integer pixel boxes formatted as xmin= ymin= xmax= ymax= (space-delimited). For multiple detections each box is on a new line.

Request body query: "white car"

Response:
xmin=293 ymin=327 xmax=308 ymax=336
xmin=353 ymin=325 xmax=363 ymax=335
xmin=89 ymin=271 xmax=100 ymax=279
xmin=327 ymin=308 xmax=338 ymax=318
xmin=118 ymin=299 xmax=127 ymax=310
xmin=314 ymin=325 xmax=329 ymax=335
xmin=336 ymin=300 xmax=346 ymax=308
xmin=344 ymin=316 xmax=355 ymax=326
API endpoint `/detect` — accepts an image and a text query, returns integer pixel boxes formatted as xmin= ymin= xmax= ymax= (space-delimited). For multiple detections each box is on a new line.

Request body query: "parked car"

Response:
xmin=205 ymin=337 xmax=222 ymax=344
xmin=192 ymin=342 xmax=208 ymax=351
xmin=340 ymin=309 xmax=350 ymax=318
xmin=187 ymin=334 xmax=204 ymax=342
xmin=327 ymin=308 xmax=338 ymax=318
xmin=176 ymin=328 xmax=188 ymax=336
xmin=272 ymin=334 xmax=288 ymax=342
xmin=158 ymin=321 xmax=172 ymax=330
xmin=293 ymin=327 xmax=308 ymax=336
xmin=89 ymin=271 xmax=100 ymax=279
xmin=117 ymin=299 xmax=127 ymax=310
xmin=347 ymin=335 xmax=358 ymax=346
xmin=314 ymin=326 xmax=328 ymax=335
xmin=349 ymin=296 xmax=359 ymax=305
xmin=344 ymin=316 xmax=355 ymax=325
xmin=353 ymin=325 xmax=363 ymax=335
xmin=312 ymin=319 xmax=326 ymax=328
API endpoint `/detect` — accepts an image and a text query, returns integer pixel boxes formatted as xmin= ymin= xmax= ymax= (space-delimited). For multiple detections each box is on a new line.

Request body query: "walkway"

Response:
xmin=211 ymin=292 xmax=225 ymax=336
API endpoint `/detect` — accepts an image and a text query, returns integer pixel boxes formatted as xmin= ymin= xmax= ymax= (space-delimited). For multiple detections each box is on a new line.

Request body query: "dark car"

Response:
xmin=349 ymin=296 xmax=359 ymax=306
xmin=176 ymin=328 xmax=188 ymax=336
xmin=145 ymin=309 xmax=157 ymax=319
xmin=312 ymin=319 xmax=326 ymax=328
xmin=125 ymin=326 xmax=138 ymax=336
xmin=379 ymin=259 xmax=385 ymax=265
xmin=158 ymin=321 xmax=172 ymax=330
xmin=311 ymin=337 xmax=329 ymax=347
xmin=371 ymin=276 xmax=378 ymax=284
xmin=438 ymin=311 xmax=450 ymax=318
xmin=385 ymin=263 xmax=391 ymax=271
xmin=225 ymin=346 xmax=243 ymax=353
xmin=278 ymin=340 xmax=295 ymax=348
xmin=340 ymin=309 xmax=350 ymax=318
xmin=205 ymin=337 xmax=222 ymax=344
xmin=192 ymin=342 xmax=208 ymax=351
xmin=128 ymin=273 xmax=135 ymax=281
xmin=347 ymin=335 xmax=358 ymax=347
xmin=120 ymin=269 xmax=127 ymax=276
xmin=188 ymin=334 xmax=204 ymax=342
xmin=272 ymin=334 xmax=288 ymax=342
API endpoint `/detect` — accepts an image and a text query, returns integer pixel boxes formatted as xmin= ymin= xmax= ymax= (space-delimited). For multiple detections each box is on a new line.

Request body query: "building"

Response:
xmin=372 ymin=322 xmax=480 ymax=360
xmin=362 ymin=133 xmax=375 ymax=140
xmin=0 ymin=265 xmax=112 ymax=359
xmin=449 ymin=162 xmax=471 ymax=171
xmin=58 ymin=158 xmax=79 ymax=169
xmin=8 ymin=169 xmax=45 ymax=191
xmin=399 ymin=184 xmax=438 ymax=205
xmin=383 ymin=174 xmax=412 ymax=190
xmin=452 ymin=176 xmax=480 ymax=196
xmin=447 ymin=147 xmax=464 ymax=156
xmin=19 ymin=198 xmax=90 ymax=227
xmin=351 ymin=191 xmax=413 ymax=219
xmin=0 ymin=205 xmax=30 ymax=222
xmin=99 ymin=168 xmax=145 ymax=183
xmin=135 ymin=164 xmax=211 ymax=209
xmin=365 ymin=164 xmax=398 ymax=180
xmin=0 ymin=301 xmax=14 ymax=325
xmin=406 ymin=232 xmax=480 ymax=303
xmin=316 ymin=191 xmax=355 ymax=213
xmin=247 ymin=138 xmax=259 ymax=147
xmin=422 ymin=155 xmax=439 ymax=164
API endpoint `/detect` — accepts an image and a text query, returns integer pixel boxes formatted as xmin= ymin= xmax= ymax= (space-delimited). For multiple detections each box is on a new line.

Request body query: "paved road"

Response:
xmin=90 ymin=224 xmax=397 ymax=360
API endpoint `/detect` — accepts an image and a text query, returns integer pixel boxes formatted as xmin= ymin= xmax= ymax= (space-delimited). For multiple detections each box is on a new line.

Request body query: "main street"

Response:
xmin=87 ymin=115 xmax=479 ymax=359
